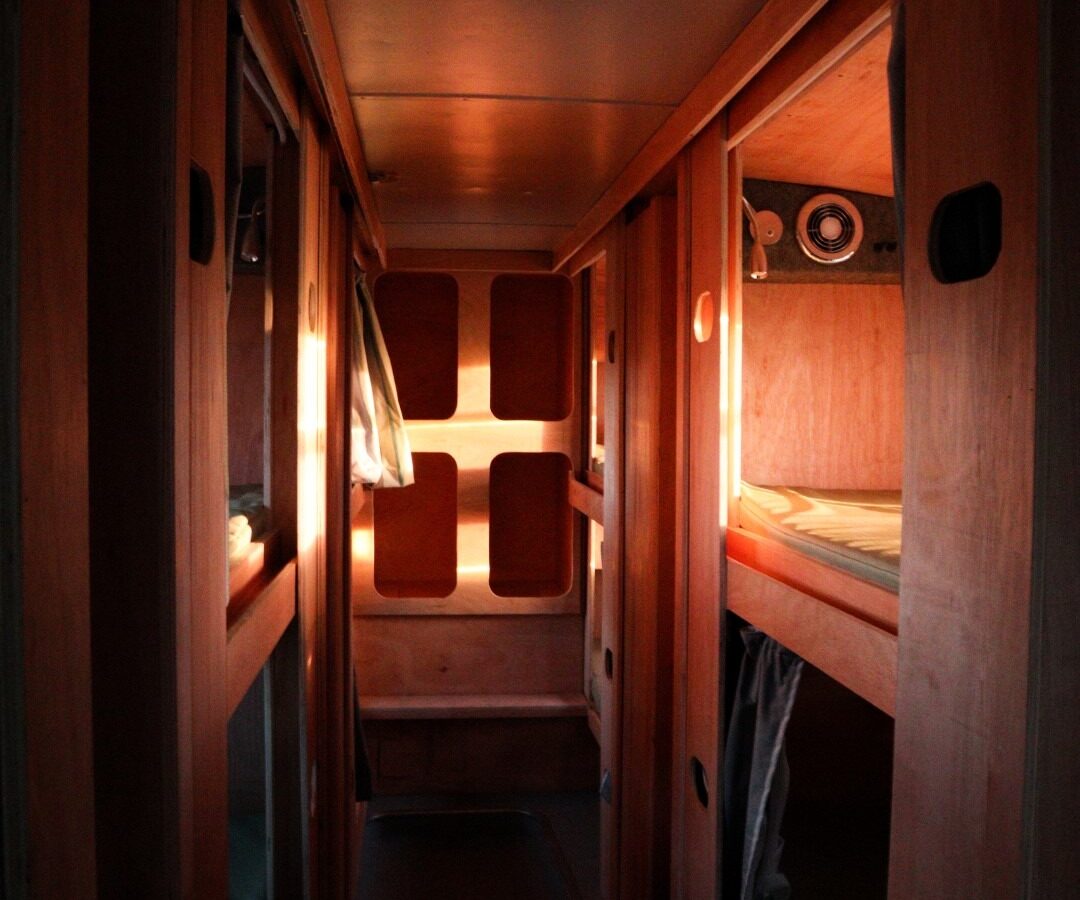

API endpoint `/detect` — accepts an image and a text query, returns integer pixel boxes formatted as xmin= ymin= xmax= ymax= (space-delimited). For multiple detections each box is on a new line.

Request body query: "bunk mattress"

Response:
xmin=738 ymin=481 xmax=901 ymax=591
xmin=228 ymin=484 xmax=269 ymax=562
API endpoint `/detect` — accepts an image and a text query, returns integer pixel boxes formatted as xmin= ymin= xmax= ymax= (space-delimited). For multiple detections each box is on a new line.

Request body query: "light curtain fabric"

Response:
xmin=351 ymin=275 xmax=414 ymax=488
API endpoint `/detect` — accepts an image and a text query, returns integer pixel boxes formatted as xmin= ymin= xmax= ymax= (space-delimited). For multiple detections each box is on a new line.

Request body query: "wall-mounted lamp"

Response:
xmin=742 ymin=197 xmax=783 ymax=281
xmin=239 ymin=197 xmax=266 ymax=264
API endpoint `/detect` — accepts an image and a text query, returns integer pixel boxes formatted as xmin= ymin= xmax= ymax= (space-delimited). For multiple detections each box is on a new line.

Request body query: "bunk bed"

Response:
xmin=726 ymin=488 xmax=899 ymax=716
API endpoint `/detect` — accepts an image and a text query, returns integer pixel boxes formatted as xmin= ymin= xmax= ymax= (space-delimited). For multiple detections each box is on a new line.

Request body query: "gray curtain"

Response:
xmin=723 ymin=627 xmax=805 ymax=900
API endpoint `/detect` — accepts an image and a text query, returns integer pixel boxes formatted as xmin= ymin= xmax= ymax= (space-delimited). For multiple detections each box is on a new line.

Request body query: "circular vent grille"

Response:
xmin=796 ymin=193 xmax=863 ymax=264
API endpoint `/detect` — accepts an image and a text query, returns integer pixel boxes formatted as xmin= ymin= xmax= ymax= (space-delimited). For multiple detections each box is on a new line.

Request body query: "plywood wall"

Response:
xmin=740 ymin=281 xmax=903 ymax=490
xmin=228 ymin=273 xmax=267 ymax=485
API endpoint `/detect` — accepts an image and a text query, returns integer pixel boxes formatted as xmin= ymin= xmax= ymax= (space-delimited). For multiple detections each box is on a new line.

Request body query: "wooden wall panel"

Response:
xmin=365 ymin=718 xmax=596 ymax=795
xmin=352 ymin=269 xmax=581 ymax=616
xmin=621 ymin=196 xmax=678 ymax=898
xmin=322 ymin=185 xmax=352 ymax=896
xmin=741 ymin=281 xmax=904 ymax=490
xmin=18 ymin=0 xmax=97 ymax=893
xmin=557 ymin=222 xmax=626 ymax=900
xmin=186 ymin=0 xmax=231 ymax=892
xmin=228 ymin=272 xmax=268 ymax=485
xmin=671 ymin=117 xmax=728 ymax=900
xmin=269 ymin=132 xmax=301 ymax=558
xmin=86 ymin=0 xmax=227 ymax=893
xmin=354 ymin=616 xmax=584 ymax=696
xmin=890 ymin=0 xmax=1038 ymax=896
xmin=373 ymin=453 xmax=458 ymax=597
xmin=373 ymin=272 xmax=459 ymax=420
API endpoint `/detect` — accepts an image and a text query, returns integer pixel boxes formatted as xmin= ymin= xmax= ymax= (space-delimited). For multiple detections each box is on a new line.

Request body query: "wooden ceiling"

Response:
xmin=741 ymin=25 xmax=894 ymax=196
xmin=326 ymin=0 xmax=767 ymax=250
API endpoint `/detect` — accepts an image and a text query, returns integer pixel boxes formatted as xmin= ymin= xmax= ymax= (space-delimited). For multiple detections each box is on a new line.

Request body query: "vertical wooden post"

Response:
xmin=1024 ymin=0 xmax=1080 ymax=892
xmin=599 ymin=219 xmax=626 ymax=900
xmin=17 ymin=0 xmax=98 ymax=894
xmin=891 ymin=0 xmax=1038 ymax=895
xmin=670 ymin=115 xmax=727 ymax=899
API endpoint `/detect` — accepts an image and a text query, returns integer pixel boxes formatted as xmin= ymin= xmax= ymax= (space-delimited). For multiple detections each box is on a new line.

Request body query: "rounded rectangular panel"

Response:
xmin=374 ymin=452 xmax=457 ymax=597
xmin=489 ymin=452 xmax=572 ymax=597
xmin=374 ymin=272 xmax=458 ymax=420
xmin=489 ymin=274 xmax=573 ymax=421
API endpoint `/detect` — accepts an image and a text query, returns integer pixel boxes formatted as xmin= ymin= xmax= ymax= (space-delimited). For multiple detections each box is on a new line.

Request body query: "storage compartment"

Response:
xmin=488 ymin=452 xmax=572 ymax=598
xmin=723 ymin=614 xmax=893 ymax=899
xmin=489 ymin=274 xmax=573 ymax=421
xmin=373 ymin=272 xmax=459 ymax=420
xmin=373 ymin=452 xmax=457 ymax=598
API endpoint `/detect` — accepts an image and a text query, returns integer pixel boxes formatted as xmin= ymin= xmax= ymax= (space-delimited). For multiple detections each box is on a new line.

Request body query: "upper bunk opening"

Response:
xmin=735 ymin=22 xmax=902 ymax=573
xmin=324 ymin=0 xmax=768 ymax=251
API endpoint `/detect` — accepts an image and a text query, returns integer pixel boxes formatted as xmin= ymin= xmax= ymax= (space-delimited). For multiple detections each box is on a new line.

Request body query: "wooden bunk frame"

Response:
xmin=716 ymin=0 xmax=899 ymax=718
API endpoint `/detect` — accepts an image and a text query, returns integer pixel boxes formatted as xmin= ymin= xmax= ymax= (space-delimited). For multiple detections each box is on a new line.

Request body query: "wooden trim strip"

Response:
xmin=358 ymin=693 xmax=589 ymax=720
xmin=226 ymin=559 xmax=297 ymax=715
xmin=553 ymin=0 xmax=828 ymax=270
xmin=569 ymin=472 xmax=604 ymax=525
xmin=240 ymin=0 xmax=301 ymax=135
xmin=559 ymin=228 xmax=610 ymax=278
xmin=353 ymin=594 xmax=580 ymax=616
xmin=726 ymin=526 xmax=898 ymax=632
xmin=387 ymin=248 xmax=554 ymax=273
xmin=350 ymin=481 xmax=367 ymax=523
xmin=727 ymin=0 xmax=891 ymax=147
xmin=727 ymin=558 xmax=897 ymax=715
xmin=284 ymin=0 xmax=387 ymax=266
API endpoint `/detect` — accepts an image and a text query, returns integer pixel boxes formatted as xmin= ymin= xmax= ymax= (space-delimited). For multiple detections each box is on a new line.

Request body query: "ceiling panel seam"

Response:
xmin=350 ymin=91 xmax=678 ymax=109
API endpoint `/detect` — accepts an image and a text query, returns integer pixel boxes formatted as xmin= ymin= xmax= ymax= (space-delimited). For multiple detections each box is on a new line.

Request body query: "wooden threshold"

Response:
xmin=227 ymin=559 xmax=297 ymax=715
xmin=726 ymin=557 xmax=896 ymax=716
xmin=358 ymin=692 xmax=590 ymax=720
xmin=569 ymin=472 xmax=604 ymax=525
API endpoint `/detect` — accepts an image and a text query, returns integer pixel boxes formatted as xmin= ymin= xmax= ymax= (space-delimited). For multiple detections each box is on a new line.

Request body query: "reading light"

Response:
xmin=742 ymin=196 xmax=770 ymax=281
xmin=239 ymin=197 xmax=266 ymax=264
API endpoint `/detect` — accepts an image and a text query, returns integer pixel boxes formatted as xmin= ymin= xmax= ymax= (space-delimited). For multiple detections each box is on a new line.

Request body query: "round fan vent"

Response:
xmin=796 ymin=193 xmax=863 ymax=264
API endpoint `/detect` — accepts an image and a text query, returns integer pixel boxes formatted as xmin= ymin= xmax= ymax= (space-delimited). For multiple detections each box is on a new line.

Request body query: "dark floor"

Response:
xmin=781 ymin=664 xmax=894 ymax=899
xmin=357 ymin=792 xmax=600 ymax=900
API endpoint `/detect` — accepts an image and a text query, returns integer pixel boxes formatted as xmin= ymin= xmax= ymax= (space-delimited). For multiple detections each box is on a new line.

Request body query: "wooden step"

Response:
xmin=358 ymin=692 xmax=589 ymax=720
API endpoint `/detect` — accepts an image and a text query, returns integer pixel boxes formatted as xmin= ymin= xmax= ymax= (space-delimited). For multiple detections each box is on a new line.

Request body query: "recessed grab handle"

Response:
xmin=189 ymin=162 xmax=215 ymax=265
xmin=690 ymin=756 xmax=709 ymax=809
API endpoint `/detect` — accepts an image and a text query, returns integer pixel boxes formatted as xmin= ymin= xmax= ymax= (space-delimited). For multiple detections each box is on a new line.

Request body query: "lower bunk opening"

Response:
xmin=723 ymin=611 xmax=894 ymax=900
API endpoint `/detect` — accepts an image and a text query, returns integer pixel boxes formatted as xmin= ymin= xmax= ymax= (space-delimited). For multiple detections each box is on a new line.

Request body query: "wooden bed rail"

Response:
xmin=726 ymin=529 xmax=898 ymax=716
